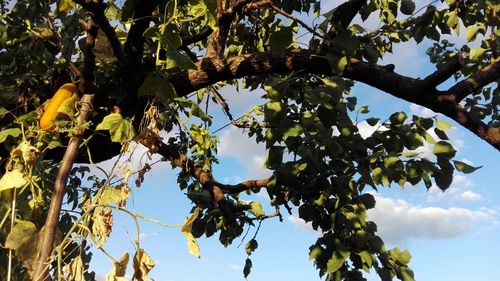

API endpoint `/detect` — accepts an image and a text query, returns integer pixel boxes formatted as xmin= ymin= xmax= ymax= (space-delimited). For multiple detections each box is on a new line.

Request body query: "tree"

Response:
xmin=0 ymin=0 xmax=498 ymax=280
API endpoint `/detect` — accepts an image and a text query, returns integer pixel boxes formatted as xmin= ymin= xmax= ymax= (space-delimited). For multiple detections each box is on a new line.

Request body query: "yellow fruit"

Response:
xmin=40 ymin=83 xmax=76 ymax=130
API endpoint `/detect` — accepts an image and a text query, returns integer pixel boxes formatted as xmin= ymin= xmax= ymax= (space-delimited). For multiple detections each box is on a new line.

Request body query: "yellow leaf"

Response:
xmin=123 ymin=165 xmax=132 ymax=183
xmin=132 ymin=249 xmax=155 ymax=281
xmin=181 ymin=208 xmax=201 ymax=258
xmin=182 ymin=231 xmax=201 ymax=258
xmin=59 ymin=0 xmax=75 ymax=13
xmin=106 ymin=252 xmax=129 ymax=281
xmin=92 ymin=208 xmax=113 ymax=248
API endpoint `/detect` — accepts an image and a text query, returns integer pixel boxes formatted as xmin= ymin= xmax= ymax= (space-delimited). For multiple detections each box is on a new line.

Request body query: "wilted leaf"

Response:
xmin=5 ymin=220 xmax=39 ymax=277
xmin=132 ymin=249 xmax=155 ymax=281
xmin=92 ymin=208 xmax=113 ymax=248
xmin=106 ymin=252 xmax=130 ymax=281
xmin=64 ymin=256 xmax=85 ymax=281
xmin=181 ymin=208 xmax=201 ymax=258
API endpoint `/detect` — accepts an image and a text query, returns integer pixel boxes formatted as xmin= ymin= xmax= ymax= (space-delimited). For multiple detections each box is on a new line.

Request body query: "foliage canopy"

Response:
xmin=0 ymin=0 xmax=498 ymax=280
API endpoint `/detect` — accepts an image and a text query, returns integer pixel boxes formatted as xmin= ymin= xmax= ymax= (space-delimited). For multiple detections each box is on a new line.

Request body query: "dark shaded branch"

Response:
xmin=205 ymin=0 xmax=256 ymax=59
xmin=423 ymin=54 xmax=463 ymax=88
xmin=427 ymin=99 xmax=500 ymax=150
xmin=180 ymin=27 xmax=214 ymax=47
xmin=268 ymin=1 xmax=325 ymax=39
xmin=123 ymin=0 xmax=160 ymax=60
xmin=446 ymin=56 xmax=500 ymax=102
xmin=76 ymin=0 xmax=124 ymax=63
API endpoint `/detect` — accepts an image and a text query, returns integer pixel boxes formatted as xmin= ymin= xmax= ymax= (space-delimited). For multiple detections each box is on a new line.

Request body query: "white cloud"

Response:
xmin=460 ymin=191 xmax=482 ymax=202
xmin=287 ymin=216 xmax=321 ymax=237
xmin=217 ymin=127 xmax=272 ymax=179
xmin=139 ymin=232 xmax=160 ymax=241
xmin=410 ymin=104 xmax=437 ymax=118
xmin=427 ymin=174 xmax=482 ymax=203
xmin=368 ymin=195 xmax=494 ymax=244
xmin=228 ymin=264 xmax=243 ymax=271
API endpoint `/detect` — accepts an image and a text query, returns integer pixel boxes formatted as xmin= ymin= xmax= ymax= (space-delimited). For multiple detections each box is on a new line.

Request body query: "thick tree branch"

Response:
xmin=205 ymin=0 xmax=256 ymax=59
xmin=76 ymin=0 xmax=124 ymax=63
xmin=427 ymin=99 xmax=500 ymax=150
xmin=166 ymin=49 xmax=499 ymax=149
xmin=123 ymin=0 xmax=160 ymax=60
xmin=34 ymin=24 xmax=98 ymax=281
xmin=423 ymin=54 xmax=463 ymax=88
xmin=446 ymin=56 xmax=500 ymax=102
xmin=139 ymin=133 xmax=269 ymax=222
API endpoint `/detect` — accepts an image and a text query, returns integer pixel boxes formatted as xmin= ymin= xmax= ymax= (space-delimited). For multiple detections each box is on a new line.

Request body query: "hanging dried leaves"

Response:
xmin=181 ymin=207 xmax=201 ymax=258
xmin=132 ymin=249 xmax=155 ymax=281
xmin=92 ymin=208 xmax=113 ymax=248
xmin=105 ymin=252 xmax=130 ymax=281
xmin=63 ymin=255 xmax=85 ymax=281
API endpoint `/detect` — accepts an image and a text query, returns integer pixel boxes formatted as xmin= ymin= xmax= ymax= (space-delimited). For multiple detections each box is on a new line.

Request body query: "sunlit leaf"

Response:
xmin=181 ymin=208 xmax=201 ymax=258
xmin=453 ymin=160 xmax=482 ymax=174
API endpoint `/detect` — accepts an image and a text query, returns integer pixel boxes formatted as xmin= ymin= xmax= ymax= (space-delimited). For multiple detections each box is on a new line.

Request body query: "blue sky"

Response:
xmin=88 ymin=1 xmax=500 ymax=280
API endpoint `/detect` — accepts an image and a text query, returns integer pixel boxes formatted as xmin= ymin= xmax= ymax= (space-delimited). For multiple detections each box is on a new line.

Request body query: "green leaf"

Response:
xmin=357 ymin=105 xmax=369 ymax=114
xmin=245 ymin=239 xmax=258 ymax=256
xmin=265 ymin=146 xmax=284 ymax=169
xmin=469 ymin=47 xmax=487 ymax=61
xmin=249 ymin=201 xmax=265 ymax=217
xmin=432 ymin=141 xmax=456 ymax=159
xmin=0 ymin=169 xmax=28 ymax=192
xmin=99 ymin=184 xmax=131 ymax=206
xmin=5 ymin=220 xmax=40 ymax=275
xmin=0 ymin=128 xmax=21 ymax=143
xmin=366 ymin=117 xmax=380 ymax=126
xmin=400 ymin=0 xmax=415 ymax=15
xmin=453 ymin=160 xmax=482 ymax=174
xmin=309 ymin=246 xmax=323 ymax=260
xmin=465 ymin=25 xmax=482 ymax=42
xmin=159 ymin=24 xmax=182 ymax=50
xmin=243 ymin=258 xmax=252 ymax=278
xmin=269 ymin=27 xmax=294 ymax=55
xmin=326 ymin=245 xmax=350 ymax=273
xmin=163 ymin=50 xmax=196 ymax=69
xmin=327 ymin=54 xmax=348 ymax=76
xmin=284 ymin=124 xmax=303 ymax=140
xmin=57 ymin=94 xmax=78 ymax=117
xmin=402 ymin=151 xmax=420 ymax=158
xmin=436 ymin=119 xmax=453 ymax=131
xmin=138 ymin=73 xmax=177 ymax=105
xmin=175 ymin=98 xmax=212 ymax=125
xmin=96 ymin=113 xmax=136 ymax=143
xmin=0 ymin=107 xmax=9 ymax=118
